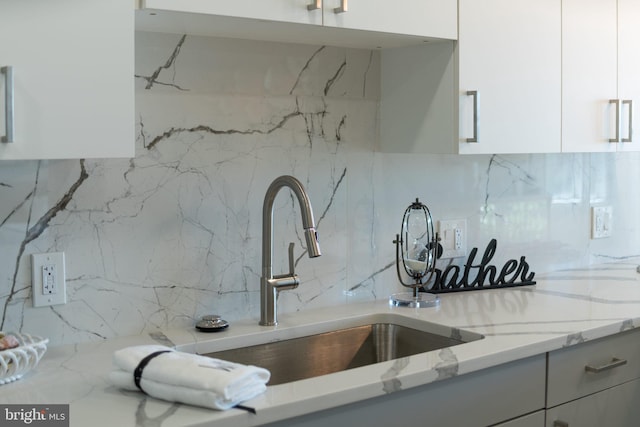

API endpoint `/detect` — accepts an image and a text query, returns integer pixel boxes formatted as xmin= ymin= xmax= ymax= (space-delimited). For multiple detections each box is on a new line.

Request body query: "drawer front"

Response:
xmin=547 ymin=328 xmax=640 ymax=406
xmin=546 ymin=378 xmax=640 ymax=427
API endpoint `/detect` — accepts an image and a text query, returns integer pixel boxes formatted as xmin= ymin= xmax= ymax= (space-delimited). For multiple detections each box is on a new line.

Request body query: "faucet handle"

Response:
xmin=287 ymin=242 xmax=296 ymax=276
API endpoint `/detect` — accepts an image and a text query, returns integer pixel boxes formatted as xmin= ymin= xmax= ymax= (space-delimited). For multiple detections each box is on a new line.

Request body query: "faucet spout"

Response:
xmin=260 ymin=175 xmax=321 ymax=326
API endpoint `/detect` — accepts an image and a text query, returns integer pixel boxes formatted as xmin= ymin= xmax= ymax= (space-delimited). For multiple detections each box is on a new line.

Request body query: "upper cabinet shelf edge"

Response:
xmin=135 ymin=0 xmax=458 ymax=50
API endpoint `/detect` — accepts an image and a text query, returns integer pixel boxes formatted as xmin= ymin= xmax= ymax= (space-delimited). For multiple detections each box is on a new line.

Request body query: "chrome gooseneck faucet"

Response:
xmin=260 ymin=175 xmax=321 ymax=326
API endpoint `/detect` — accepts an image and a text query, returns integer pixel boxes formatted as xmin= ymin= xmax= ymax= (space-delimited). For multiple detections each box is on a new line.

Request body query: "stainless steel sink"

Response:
xmin=202 ymin=322 xmax=479 ymax=385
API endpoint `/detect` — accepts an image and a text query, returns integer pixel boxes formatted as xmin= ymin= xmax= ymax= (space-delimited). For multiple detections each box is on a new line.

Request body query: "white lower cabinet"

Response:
xmin=265 ymin=355 xmax=546 ymax=427
xmin=546 ymin=378 xmax=640 ymax=427
xmin=546 ymin=328 xmax=640 ymax=427
xmin=264 ymin=328 xmax=640 ymax=427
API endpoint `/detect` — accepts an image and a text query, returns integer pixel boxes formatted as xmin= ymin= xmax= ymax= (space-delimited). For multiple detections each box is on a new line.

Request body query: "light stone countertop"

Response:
xmin=2 ymin=261 xmax=640 ymax=427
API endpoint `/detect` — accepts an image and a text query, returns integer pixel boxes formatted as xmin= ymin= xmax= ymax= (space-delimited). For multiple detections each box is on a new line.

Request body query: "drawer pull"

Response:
xmin=584 ymin=357 xmax=627 ymax=373
xmin=553 ymin=421 xmax=569 ymax=427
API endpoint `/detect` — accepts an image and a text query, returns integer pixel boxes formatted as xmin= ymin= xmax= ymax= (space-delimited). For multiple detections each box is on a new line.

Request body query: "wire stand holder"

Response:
xmin=390 ymin=198 xmax=440 ymax=308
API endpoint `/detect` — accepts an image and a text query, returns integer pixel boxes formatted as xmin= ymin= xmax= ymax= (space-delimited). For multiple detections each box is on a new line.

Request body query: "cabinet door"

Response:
xmin=268 ymin=355 xmax=546 ymax=427
xmin=616 ymin=0 xmax=640 ymax=152
xmin=457 ymin=0 xmax=561 ymax=154
xmin=546 ymin=378 xmax=640 ymax=427
xmin=322 ymin=0 xmax=457 ymax=40
xmin=379 ymin=41 xmax=455 ymax=154
xmin=140 ymin=0 xmax=322 ymax=25
xmin=0 ymin=0 xmax=134 ymax=160
xmin=561 ymin=0 xmax=618 ymax=153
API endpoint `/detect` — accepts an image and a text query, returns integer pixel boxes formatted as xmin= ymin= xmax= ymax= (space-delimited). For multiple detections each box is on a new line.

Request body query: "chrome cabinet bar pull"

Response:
xmin=466 ymin=90 xmax=479 ymax=143
xmin=307 ymin=0 xmax=321 ymax=10
xmin=1 ymin=66 xmax=14 ymax=143
xmin=585 ymin=357 xmax=627 ymax=373
xmin=622 ymin=99 xmax=633 ymax=142
xmin=334 ymin=0 xmax=347 ymax=13
xmin=609 ymin=99 xmax=620 ymax=143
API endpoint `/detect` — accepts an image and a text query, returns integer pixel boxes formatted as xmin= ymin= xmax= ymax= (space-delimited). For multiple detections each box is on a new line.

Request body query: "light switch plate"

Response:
xmin=591 ymin=206 xmax=613 ymax=239
xmin=31 ymin=252 xmax=66 ymax=307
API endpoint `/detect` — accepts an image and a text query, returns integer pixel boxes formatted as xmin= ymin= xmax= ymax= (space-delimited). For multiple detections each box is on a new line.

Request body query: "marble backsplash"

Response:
xmin=1 ymin=32 xmax=638 ymax=346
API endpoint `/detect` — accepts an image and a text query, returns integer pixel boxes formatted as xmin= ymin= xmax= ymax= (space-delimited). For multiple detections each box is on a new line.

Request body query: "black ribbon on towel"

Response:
xmin=133 ymin=350 xmax=171 ymax=393
xmin=132 ymin=349 xmax=257 ymax=414
xmin=235 ymin=405 xmax=257 ymax=414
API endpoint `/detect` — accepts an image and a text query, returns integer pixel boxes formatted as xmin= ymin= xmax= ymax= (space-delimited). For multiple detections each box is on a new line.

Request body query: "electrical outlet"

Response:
xmin=31 ymin=252 xmax=66 ymax=307
xmin=438 ymin=219 xmax=467 ymax=259
xmin=591 ymin=206 xmax=613 ymax=239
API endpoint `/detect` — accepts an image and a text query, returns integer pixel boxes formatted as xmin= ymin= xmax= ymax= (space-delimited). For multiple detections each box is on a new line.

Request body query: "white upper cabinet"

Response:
xmin=380 ymin=41 xmax=456 ymax=154
xmin=0 ymin=0 xmax=134 ymax=160
xmin=136 ymin=0 xmax=457 ymax=49
xmin=138 ymin=0 xmax=323 ymax=26
xmin=380 ymin=0 xmax=561 ymax=154
xmin=562 ymin=0 xmax=618 ymax=153
xmin=562 ymin=0 xmax=640 ymax=152
xmin=322 ymin=0 xmax=457 ymax=41
xmin=615 ymin=0 xmax=640 ymax=152
xmin=456 ymin=0 xmax=561 ymax=154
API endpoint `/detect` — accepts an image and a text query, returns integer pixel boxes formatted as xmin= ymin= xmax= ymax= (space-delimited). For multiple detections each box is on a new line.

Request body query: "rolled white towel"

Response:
xmin=109 ymin=345 xmax=270 ymax=411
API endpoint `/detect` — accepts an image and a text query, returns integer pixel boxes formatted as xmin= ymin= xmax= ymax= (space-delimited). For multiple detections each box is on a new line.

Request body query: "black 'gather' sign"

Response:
xmin=421 ymin=238 xmax=536 ymax=294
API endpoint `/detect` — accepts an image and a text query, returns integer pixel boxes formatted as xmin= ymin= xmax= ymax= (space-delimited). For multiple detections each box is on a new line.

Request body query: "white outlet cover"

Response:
xmin=438 ymin=219 xmax=467 ymax=259
xmin=31 ymin=252 xmax=67 ymax=307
